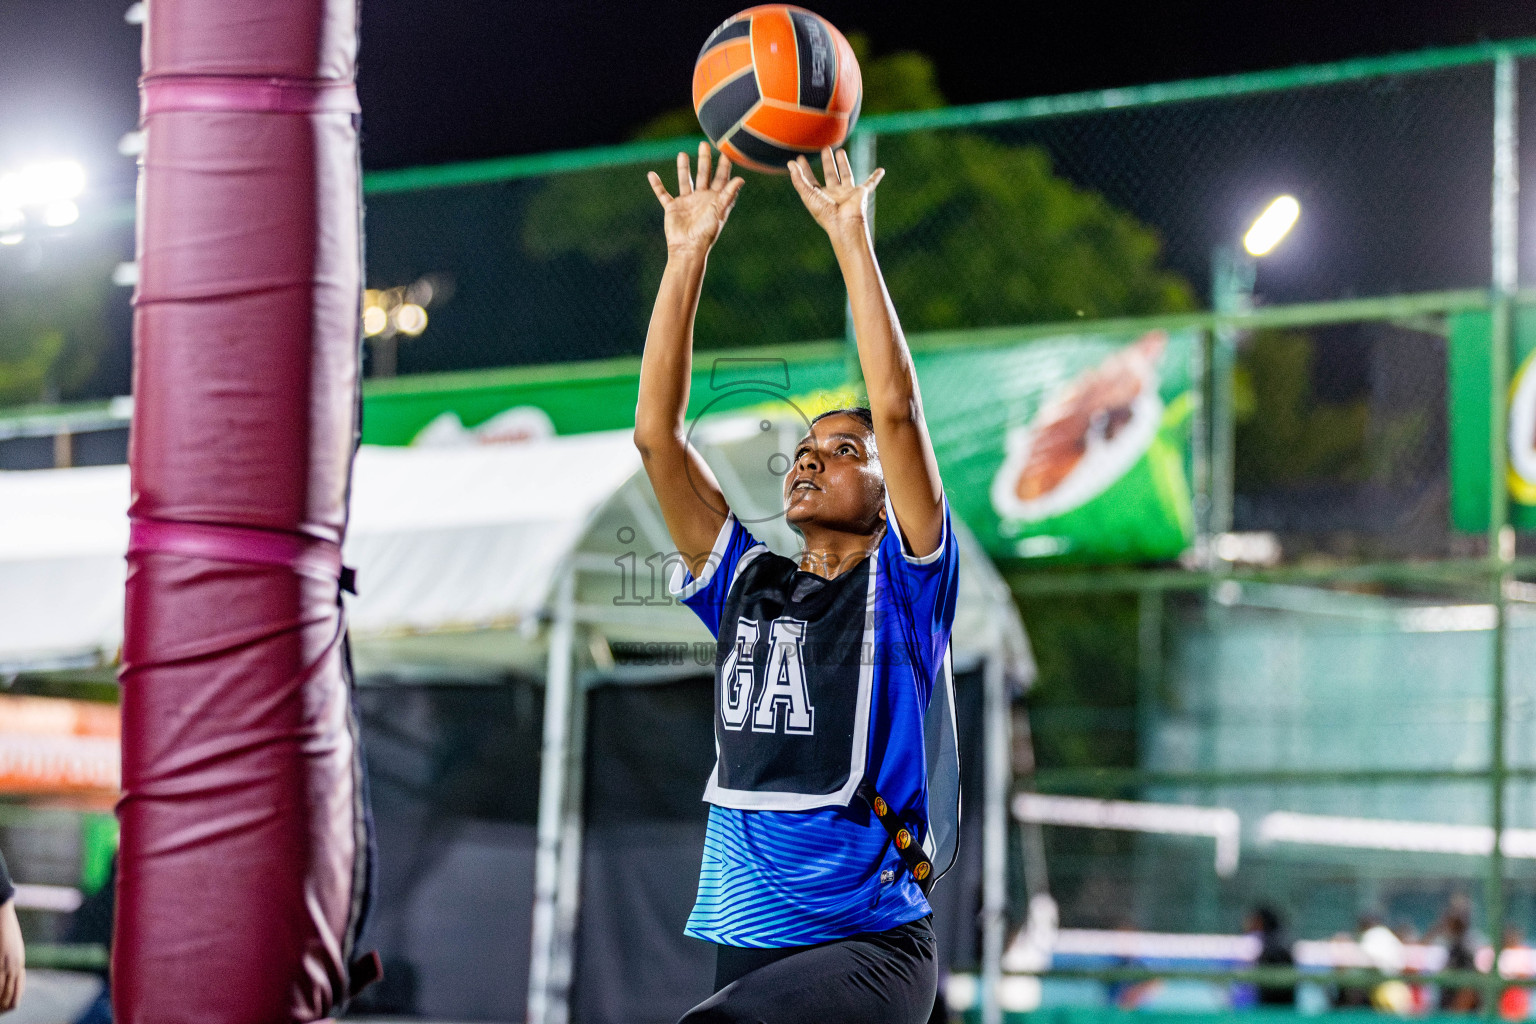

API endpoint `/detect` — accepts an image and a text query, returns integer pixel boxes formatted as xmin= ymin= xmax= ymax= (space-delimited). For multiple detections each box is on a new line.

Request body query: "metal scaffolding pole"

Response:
xmin=980 ymin=646 xmax=1013 ymax=1024
xmin=529 ymin=571 xmax=579 ymax=1024
xmin=1484 ymin=48 xmax=1518 ymax=1019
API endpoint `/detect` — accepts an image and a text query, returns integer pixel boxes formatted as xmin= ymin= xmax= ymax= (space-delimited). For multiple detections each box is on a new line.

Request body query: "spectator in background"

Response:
xmin=1107 ymin=918 xmax=1163 ymax=1010
xmin=1499 ymin=926 xmax=1531 ymax=1022
xmin=1337 ymin=913 xmax=1409 ymax=1011
xmin=1360 ymin=915 xmax=1413 ymax=1015
xmin=0 ymin=847 xmax=24 ymax=1011
xmin=67 ymin=854 xmax=115 ymax=1024
xmin=1434 ymin=896 xmax=1482 ymax=1014
xmin=1246 ymin=906 xmax=1296 ymax=1007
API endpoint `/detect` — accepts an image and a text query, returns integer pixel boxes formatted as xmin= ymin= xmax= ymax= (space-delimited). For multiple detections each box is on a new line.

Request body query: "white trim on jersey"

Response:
xmin=701 ymin=544 xmax=881 ymax=812
xmin=884 ymin=493 xmax=949 ymax=566
xmin=668 ymin=512 xmax=768 ymax=602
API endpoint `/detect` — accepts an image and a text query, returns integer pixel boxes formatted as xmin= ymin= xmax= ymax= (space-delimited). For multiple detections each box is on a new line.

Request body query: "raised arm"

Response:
xmin=788 ymin=148 xmax=945 ymax=557
xmin=634 ymin=143 xmax=746 ymax=575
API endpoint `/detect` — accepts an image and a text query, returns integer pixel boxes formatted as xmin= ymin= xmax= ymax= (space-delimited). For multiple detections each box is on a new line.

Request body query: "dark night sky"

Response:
xmin=3 ymin=0 xmax=1536 ymax=195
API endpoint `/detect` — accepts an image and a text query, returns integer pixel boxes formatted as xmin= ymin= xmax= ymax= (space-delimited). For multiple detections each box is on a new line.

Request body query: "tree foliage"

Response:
xmin=0 ymin=250 xmax=114 ymax=406
xmin=523 ymin=43 xmax=1193 ymax=351
xmin=1233 ymin=329 xmax=1370 ymax=489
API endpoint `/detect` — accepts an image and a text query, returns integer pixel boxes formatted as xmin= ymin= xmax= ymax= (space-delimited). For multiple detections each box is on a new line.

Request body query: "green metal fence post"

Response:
xmin=1209 ymin=247 xmax=1256 ymax=550
xmin=1136 ymin=587 xmax=1165 ymax=767
xmin=1191 ymin=324 xmax=1213 ymax=563
xmin=1485 ymin=48 xmax=1518 ymax=1018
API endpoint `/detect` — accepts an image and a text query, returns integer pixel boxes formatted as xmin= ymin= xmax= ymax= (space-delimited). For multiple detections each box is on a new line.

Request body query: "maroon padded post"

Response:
xmin=117 ymin=1 xmax=367 ymax=1020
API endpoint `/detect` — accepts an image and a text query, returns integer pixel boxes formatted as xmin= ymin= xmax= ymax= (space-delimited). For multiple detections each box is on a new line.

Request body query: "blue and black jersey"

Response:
xmin=670 ymin=496 xmax=961 ymax=948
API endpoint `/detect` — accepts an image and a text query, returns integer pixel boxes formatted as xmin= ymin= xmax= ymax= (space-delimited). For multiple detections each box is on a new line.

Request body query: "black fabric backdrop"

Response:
xmin=351 ymin=669 xmax=985 ymax=1022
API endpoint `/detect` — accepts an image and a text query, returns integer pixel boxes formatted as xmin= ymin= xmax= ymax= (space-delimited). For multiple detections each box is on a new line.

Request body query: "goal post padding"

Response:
xmin=117 ymin=0 xmax=371 ymax=1019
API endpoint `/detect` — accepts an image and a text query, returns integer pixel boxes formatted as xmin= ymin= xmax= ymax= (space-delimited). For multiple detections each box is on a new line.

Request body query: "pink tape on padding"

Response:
xmin=141 ymin=76 xmax=361 ymax=116
xmin=129 ymin=518 xmax=343 ymax=579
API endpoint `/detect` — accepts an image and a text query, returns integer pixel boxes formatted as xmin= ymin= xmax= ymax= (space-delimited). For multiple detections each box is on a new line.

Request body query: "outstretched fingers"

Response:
xmin=711 ymin=150 xmax=733 ymax=190
xmin=791 ymin=154 xmax=823 ymax=190
xmin=676 ymin=151 xmax=693 ymax=195
xmin=716 ymin=175 xmax=746 ymax=217
xmin=787 ymin=158 xmax=830 ymax=213
xmin=862 ymin=166 xmax=886 ymax=192
xmin=820 ymin=146 xmax=839 ymax=185
xmin=695 ymin=141 xmax=712 ymax=192
xmin=787 ymin=156 xmax=813 ymax=195
xmin=835 ymin=147 xmax=854 ymax=185
xmin=646 ymin=171 xmax=673 ymax=207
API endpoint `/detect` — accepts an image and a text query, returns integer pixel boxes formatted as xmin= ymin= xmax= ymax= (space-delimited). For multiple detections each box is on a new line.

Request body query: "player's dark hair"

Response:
xmin=811 ymin=406 xmax=874 ymax=432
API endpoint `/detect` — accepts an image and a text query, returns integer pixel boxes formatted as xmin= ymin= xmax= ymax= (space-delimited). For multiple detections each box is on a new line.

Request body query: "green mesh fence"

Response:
xmin=15 ymin=40 xmax=1536 ymax=1015
xmin=357 ymin=45 xmax=1533 ymax=375
xmin=357 ymin=49 xmax=1536 ymax=989
xmin=353 ymin=45 xmax=1536 ymax=565
xmin=1019 ymin=580 xmax=1536 ymax=992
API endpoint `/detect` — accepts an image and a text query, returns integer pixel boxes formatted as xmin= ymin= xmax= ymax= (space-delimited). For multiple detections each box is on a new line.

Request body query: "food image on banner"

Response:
xmin=914 ymin=329 xmax=1198 ymax=564
xmin=991 ymin=332 xmax=1167 ymax=524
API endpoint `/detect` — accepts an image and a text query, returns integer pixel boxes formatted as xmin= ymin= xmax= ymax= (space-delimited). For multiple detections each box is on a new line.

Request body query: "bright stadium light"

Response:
xmin=0 ymin=160 xmax=87 ymax=243
xmin=0 ymin=160 xmax=86 ymax=208
xmin=1243 ymin=194 xmax=1300 ymax=256
xmin=394 ymin=303 xmax=428 ymax=336
xmin=362 ymin=305 xmax=388 ymax=336
xmin=42 ymin=200 xmax=80 ymax=227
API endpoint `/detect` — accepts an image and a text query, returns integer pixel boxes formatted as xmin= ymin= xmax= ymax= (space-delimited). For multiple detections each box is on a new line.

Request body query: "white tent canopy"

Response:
xmin=0 ymin=431 xmax=638 ymax=673
xmin=0 ymin=415 xmax=1033 ymax=1024
xmin=0 ymin=421 xmax=1030 ymax=680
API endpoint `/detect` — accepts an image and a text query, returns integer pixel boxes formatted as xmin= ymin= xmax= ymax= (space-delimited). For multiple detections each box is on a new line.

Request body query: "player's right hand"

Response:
xmin=647 ymin=141 xmax=745 ymax=256
xmin=0 ymin=897 xmax=24 ymax=1011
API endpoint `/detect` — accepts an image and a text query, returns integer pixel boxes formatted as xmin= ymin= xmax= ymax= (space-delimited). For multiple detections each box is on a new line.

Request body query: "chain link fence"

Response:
xmin=354 ymin=46 xmax=1536 ymax=565
xmin=13 ymin=41 xmax=1536 ymax=1018
xmin=265 ymin=48 xmax=1536 ymax=970
xmin=359 ymin=48 xmax=1527 ymax=371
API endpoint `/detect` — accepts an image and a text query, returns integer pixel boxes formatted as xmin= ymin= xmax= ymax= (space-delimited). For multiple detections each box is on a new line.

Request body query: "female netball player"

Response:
xmin=636 ymin=141 xmax=959 ymax=1024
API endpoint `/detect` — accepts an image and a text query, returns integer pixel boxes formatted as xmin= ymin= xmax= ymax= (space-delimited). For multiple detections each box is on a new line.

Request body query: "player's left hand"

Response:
xmin=0 ymin=897 xmax=24 ymax=1011
xmin=787 ymin=146 xmax=884 ymax=244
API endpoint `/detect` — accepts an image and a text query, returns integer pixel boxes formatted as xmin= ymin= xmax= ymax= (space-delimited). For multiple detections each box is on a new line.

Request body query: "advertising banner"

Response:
xmin=0 ymin=694 xmax=120 ymax=797
xmin=359 ymin=329 xmax=1200 ymax=565
xmin=1448 ymin=307 xmax=1536 ymax=532
xmin=913 ymin=329 xmax=1199 ymax=563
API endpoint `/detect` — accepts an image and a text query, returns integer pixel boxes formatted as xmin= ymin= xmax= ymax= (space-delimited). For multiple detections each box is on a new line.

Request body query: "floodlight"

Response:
xmin=42 ymin=200 xmax=80 ymax=227
xmin=394 ymin=303 xmax=428 ymax=336
xmin=0 ymin=160 xmax=86 ymax=211
xmin=1242 ymin=195 xmax=1300 ymax=256
xmin=362 ymin=306 xmax=388 ymax=336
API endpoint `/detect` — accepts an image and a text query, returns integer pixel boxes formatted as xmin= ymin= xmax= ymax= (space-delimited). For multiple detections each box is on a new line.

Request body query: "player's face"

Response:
xmin=784 ymin=413 xmax=885 ymax=534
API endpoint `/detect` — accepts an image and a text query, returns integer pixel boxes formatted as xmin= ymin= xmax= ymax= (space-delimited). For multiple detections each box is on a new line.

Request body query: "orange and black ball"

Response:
xmin=693 ymin=6 xmax=863 ymax=174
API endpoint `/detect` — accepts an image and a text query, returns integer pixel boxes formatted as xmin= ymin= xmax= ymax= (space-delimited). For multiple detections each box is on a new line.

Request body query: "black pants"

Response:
xmin=678 ymin=915 xmax=937 ymax=1024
